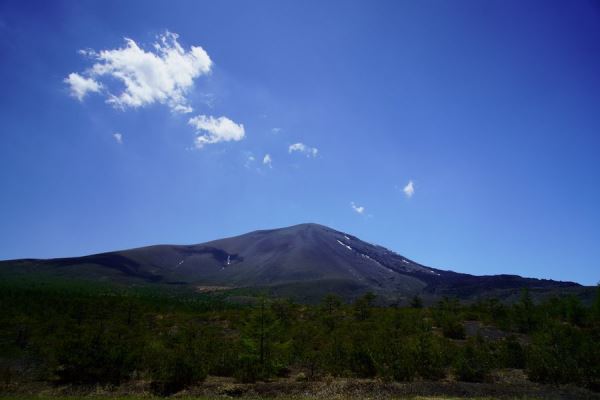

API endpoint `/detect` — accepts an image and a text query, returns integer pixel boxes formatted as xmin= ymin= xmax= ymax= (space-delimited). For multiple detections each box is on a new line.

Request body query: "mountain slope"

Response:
xmin=0 ymin=223 xmax=582 ymax=301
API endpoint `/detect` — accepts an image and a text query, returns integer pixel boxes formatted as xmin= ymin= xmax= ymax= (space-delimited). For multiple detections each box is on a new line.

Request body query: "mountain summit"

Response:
xmin=0 ymin=223 xmax=581 ymax=302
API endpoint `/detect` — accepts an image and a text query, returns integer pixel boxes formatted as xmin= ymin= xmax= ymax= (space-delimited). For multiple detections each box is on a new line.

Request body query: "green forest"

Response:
xmin=1 ymin=280 xmax=599 ymax=396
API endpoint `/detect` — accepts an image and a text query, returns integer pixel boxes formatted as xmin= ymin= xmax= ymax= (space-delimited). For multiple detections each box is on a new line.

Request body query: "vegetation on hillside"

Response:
xmin=0 ymin=281 xmax=598 ymax=395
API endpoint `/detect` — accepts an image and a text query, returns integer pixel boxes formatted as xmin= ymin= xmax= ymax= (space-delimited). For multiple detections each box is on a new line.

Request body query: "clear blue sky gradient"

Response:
xmin=1 ymin=1 xmax=599 ymax=284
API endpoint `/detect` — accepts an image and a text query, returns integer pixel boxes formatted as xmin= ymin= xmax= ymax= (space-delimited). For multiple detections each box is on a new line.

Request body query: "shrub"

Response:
xmin=233 ymin=354 xmax=261 ymax=383
xmin=146 ymin=327 xmax=208 ymax=395
xmin=349 ymin=349 xmax=377 ymax=378
xmin=454 ymin=338 xmax=493 ymax=382
xmin=147 ymin=341 xmax=207 ymax=395
xmin=390 ymin=339 xmax=418 ymax=381
xmin=416 ymin=333 xmax=446 ymax=380
xmin=499 ymin=335 xmax=525 ymax=369
xmin=53 ymin=325 xmax=139 ymax=385
xmin=526 ymin=323 xmax=579 ymax=385
xmin=441 ymin=317 xmax=466 ymax=340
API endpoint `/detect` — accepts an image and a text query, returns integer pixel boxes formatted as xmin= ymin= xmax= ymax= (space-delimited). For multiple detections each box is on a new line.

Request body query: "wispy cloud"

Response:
xmin=65 ymin=31 xmax=212 ymax=113
xmin=350 ymin=201 xmax=365 ymax=214
xmin=112 ymin=132 xmax=123 ymax=144
xmin=199 ymin=93 xmax=216 ymax=108
xmin=288 ymin=142 xmax=318 ymax=157
xmin=64 ymin=73 xmax=102 ymax=100
xmin=244 ymin=153 xmax=256 ymax=168
xmin=403 ymin=180 xmax=415 ymax=198
xmin=189 ymin=115 xmax=245 ymax=148
xmin=271 ymin=127 xmax=281 ymax=134
xmin=263 ymin=153 xmax=272 ymax=168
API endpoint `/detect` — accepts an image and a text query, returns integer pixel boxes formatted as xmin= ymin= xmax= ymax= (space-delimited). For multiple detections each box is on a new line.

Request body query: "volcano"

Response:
xmin=0 ymin=223 xmax=583 ymax=302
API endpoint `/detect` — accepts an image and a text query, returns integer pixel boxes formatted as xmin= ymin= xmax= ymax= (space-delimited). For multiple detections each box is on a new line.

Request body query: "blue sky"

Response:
xmin=1 ymin=0 xmax=599 ymax=285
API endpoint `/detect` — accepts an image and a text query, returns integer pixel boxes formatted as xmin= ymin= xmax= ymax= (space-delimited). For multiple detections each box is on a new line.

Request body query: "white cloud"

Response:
xmin=65 ymin=31 xmax=212 ymax=113
xmin=189 ymin=115 xmax=245 ymax=148
xmin=243 ymin=153 xmax=256 ymax=169
xmin=263 ymin=153 xmax=272 ymax=168
xmin=271 ymin=127 xmax=281 ymax=134
xmin=288 ymin=142 xmax=318 ymax=157
xmin=112 ymin=132 xmax=123 ymax=144
xmin=64 ymin=72 xmax=102 ymax=100
xmin=403 ymin=180 xmax=415 ymax=198
xmin=351 ymin=202 xmax=365 ymax=214
xmin=171 ymin=104 xmax=193 ymax=114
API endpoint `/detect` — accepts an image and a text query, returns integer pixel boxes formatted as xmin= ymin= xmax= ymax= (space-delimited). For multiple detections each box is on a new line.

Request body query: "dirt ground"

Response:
xmin=1 ymin=372 xmax=599 ymax=400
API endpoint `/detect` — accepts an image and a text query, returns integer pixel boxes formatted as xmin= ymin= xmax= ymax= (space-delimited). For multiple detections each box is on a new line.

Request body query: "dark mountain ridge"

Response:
xmin=0 ymin=223 xmax=584 ymax=302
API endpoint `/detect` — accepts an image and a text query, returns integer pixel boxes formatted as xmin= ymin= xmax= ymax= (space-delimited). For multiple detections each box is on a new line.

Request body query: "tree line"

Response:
xmin=0 ymin=281 xmax=599 ymax=394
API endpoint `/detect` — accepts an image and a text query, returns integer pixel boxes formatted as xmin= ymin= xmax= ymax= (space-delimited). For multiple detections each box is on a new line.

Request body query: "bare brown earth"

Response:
xmin=2 ymin=374 xmax=599 ymax=400
xmin=194 ymin=286 xmax=234 ymax=293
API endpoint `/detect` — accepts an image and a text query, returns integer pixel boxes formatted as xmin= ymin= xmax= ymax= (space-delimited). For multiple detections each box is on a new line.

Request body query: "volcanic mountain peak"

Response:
xmin=0 ymin=223 xmax=584 ymax=302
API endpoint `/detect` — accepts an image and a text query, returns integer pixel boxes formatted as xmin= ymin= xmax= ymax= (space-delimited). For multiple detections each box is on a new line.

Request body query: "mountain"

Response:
xmin=0 ymin=223 xmax=586 ymax=302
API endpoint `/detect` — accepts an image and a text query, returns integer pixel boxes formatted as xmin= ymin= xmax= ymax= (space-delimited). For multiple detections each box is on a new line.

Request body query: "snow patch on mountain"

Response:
xmin=336 ymin=239 xmax=353 ymax=251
